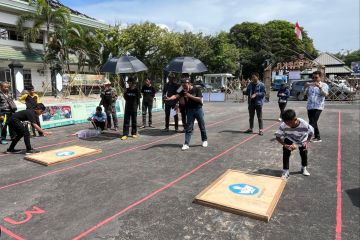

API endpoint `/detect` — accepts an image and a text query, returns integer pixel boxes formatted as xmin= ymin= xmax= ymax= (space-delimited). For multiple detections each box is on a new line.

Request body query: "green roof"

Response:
xmin=0 ymin=45 xmax=43 ymax=62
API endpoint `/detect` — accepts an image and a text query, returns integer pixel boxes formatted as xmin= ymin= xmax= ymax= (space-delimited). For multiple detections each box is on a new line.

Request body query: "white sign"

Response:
xmin=15 ymin=71 xmax=24 ymax=92
xmin=56 ymin=73 xmax=63 ymax=91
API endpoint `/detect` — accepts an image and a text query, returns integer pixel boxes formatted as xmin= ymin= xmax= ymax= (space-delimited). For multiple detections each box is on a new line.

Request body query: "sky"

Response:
xmin=61 ymin=0 xmax=360 ymax=53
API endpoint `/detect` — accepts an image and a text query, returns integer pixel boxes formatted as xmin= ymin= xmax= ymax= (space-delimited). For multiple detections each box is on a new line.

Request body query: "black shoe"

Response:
xmin=244 ymin=129 xmax=253 ymax=133
xmin=5 ymin=149 xmax=22 ymax=154
xmin=259 ymin=130 xmax=264 ymax=136
xmin=26 ymin=149 xmax=41 ymax=155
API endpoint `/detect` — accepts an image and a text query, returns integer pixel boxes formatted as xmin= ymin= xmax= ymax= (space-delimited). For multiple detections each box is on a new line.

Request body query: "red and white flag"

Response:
xmin=294 ymin=22 xmax=302 ymax=40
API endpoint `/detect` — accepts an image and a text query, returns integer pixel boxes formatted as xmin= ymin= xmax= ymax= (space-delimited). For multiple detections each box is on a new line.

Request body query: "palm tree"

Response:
xmin=16 ymin=0 xmax=70 ymax=60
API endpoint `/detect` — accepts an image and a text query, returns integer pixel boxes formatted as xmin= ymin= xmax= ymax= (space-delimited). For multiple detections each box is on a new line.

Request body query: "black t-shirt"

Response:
xmin=124 ymin=88 xmax=140 ymax=112
xmin=10 ymin=109 xmax=37 ymax=124
xmin=164 ymin=82 xmax=180 ymax=106
xmin=179 ymin=86 xmax=203 ymax=109
xmin=141 ymin=85 xmax=156 ymax=103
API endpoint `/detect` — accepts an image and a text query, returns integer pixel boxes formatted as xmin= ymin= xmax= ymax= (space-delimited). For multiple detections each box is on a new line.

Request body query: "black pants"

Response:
xmin=179 ymin=105 xmax=187 ymax=130
xmin=8 ymin=120 xmax=32 ymax=151
xmin=142 ymin=101 xmax=153 ymax=125
xmin=307 ymin=109 xmax=322 ymax=139
xmin=283 ymin=138 xmax=308 ymax=170
xmin=123 ymin=110 xmax=137 ymax=136
xmin=1 ymin=112 xmax=16 ymax=140
xmin=278 ymin=102 xmax=287 ymax=118
xmin=93 ymin=120 xmax=105 ymax=130
xmin=248 ymin=104 xmax=263 ymax=130
xmin=104 ymin=104 xmax=118 ymax=129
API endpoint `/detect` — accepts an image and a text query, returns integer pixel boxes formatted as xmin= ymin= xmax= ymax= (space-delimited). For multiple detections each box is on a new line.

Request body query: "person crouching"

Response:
xmin=5 ymin=103 xmax=52 ymax=154
xmin=88 ymin=106 xmax=107 ymax=131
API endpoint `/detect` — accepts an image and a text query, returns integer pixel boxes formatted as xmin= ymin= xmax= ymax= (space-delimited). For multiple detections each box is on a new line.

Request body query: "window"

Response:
xmin=23 ymin=69 xmax=32 ymax=89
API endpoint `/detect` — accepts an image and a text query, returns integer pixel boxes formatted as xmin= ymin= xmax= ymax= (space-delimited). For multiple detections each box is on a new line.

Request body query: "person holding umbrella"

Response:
xmin=165 ymin=78 xmax=208 ymax=150
xmin=99 ymin=79 xmax=118 ymax=131
xmin=140 ymin=77 xmax=156 ymax=128
xmin=163 ymin=74 xmax=181 ymax=132
xmin=121 ymin=77 xmax=140 ymax=140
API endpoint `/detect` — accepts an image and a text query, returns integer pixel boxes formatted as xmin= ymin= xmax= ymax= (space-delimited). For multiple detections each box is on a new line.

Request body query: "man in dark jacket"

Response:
xmin=100 ymin=80 xmax=118 ymax=131
xmin=244 ymin=72 xmax=266 ymax=135
xmin=0 ymin=81 xmax=17 ymax=144
xmin=277 ymin=83 xmax=290 ymax=121
xmin=140 ymin=78 xmax=156 ymax=128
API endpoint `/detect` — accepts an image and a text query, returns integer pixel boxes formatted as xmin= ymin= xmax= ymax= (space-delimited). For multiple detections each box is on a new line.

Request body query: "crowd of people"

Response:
xmin=1 ymin=70 xmax=329 ymax=179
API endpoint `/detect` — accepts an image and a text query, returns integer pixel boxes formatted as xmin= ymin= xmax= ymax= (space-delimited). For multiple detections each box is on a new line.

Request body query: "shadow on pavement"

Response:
xmin=218 ymin=130 xmax=254 ymax=134
xmin=346 ymin=188 xmax=360 ymax=208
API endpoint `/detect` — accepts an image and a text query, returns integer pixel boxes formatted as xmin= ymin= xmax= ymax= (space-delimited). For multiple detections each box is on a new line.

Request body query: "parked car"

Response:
xmin=194 ymin=82 xmax=219 ymax=93
xmin=290 ymin=80 xmax=313 ymax=100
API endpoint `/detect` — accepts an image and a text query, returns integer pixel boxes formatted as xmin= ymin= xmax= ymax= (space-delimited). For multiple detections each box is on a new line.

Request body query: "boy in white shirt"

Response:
xmin=275 ymin=109 xmax=314 ymax=179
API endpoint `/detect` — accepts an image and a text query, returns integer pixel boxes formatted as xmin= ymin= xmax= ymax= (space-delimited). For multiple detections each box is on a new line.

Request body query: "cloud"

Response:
xmin=63 ymin=0 xmax=359 ymax=52
xmin=174 ymin=21 xmax=194 ymax=32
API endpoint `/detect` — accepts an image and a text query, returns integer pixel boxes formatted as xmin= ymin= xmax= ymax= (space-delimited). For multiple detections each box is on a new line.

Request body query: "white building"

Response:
xmin=0 ymin=0 xmax=108 ymax=96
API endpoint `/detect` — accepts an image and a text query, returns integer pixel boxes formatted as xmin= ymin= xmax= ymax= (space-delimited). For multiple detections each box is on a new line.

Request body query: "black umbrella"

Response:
xmin=100 ymin=56 xmax=148 ymax=73
xmin=164 ymin=56 xmax=207 ymax=73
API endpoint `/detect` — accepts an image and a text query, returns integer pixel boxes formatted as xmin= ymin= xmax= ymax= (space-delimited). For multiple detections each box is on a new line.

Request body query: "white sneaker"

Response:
xmin=281 ymin=170 xmax=290 ymax=179
xmin=302 ymin=167 xmax=310 ymax=176
xmin=202 ymin=141 xmax=208 ymax=147
xmin=181 ymin=144 xmax=190 ymax=151
xmin=278 ymin=118 xmax=282 ymax=122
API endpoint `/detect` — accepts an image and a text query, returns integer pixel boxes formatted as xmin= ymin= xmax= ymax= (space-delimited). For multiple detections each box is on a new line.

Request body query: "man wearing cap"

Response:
xmin=100 ymin=79 xmax=118 ymax=131
xmin=19 ymin=85 xmax=43 ymax=136
xmin=165 ymin=78 xmax=208 ymax=150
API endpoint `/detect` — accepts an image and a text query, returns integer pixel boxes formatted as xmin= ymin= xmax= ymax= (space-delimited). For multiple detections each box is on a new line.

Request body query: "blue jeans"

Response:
xmin=184 ymin=108 xmax=207 ymax=145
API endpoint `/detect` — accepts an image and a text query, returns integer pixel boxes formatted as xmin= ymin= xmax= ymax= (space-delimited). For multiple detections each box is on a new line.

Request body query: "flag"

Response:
xmin=294 ymin=22 xmax=302 ymax=40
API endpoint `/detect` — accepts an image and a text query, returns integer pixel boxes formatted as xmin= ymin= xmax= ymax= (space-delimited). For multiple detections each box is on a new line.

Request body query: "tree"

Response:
xmin=16 ymin=0 xmax=70 ymax=59
xmin=229 ymin=20 xmax=318 ymax=78
xmin=335 ymin=50 xmax=360 ymax=66
xmin=207 ymin=32 xmax=239 ymax=74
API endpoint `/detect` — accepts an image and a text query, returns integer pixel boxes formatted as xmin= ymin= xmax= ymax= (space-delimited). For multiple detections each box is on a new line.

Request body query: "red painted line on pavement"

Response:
xmin=72 ymin=122 xmax=279 ymax=239
xmin=0 ymin=116 xmax=236 ymax=191
xmin=335 ymin=112 xmax=342 ymax=240
xmin=0 ymin=225 xmax=26 ymax=240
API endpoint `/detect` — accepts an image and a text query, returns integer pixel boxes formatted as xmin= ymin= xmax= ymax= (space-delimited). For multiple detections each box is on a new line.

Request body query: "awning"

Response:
xmin=0 ymin=45 xmax=43 ymax=62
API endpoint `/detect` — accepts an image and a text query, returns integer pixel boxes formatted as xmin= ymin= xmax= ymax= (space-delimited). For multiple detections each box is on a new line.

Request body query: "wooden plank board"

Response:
xmin=24 ymin=145 xmax=101 ymax=166
xmin=193 ymin=169 xmax=286 ymax=222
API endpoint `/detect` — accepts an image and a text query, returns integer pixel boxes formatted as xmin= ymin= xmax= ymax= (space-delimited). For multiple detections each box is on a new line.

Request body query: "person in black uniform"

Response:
xmin=163 ymin=74 xmax=181 ymax=132
xmin=100 ymin=80 xmax=118 ymax=131
xmin=121 ymin=77 xmax=140 ymax=140
xmin=5 ymin=103 xmax=52 ymax=154
xmin=140 ymin=78 xmax=156 ymax=128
